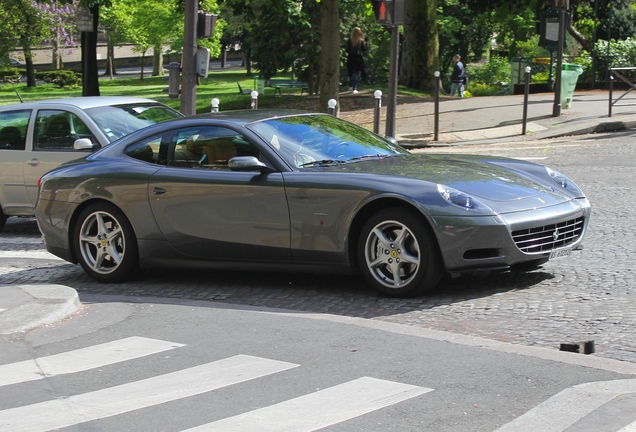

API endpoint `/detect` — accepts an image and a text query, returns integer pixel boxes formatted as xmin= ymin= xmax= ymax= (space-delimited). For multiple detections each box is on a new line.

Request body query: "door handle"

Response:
xmin=27 ymin=158 xmax=40 ymax=166
xmin=153 ymin=187 xmax=166 ymax=195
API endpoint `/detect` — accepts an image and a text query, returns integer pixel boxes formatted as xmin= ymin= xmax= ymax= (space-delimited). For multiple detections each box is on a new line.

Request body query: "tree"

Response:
xmin=79 ymin=0 xmax=110 ymax=96
xmin=400 ymin=0 xmax=439 ymax=92
xmin=320 ymin=0 xmax=340 ymax=112
xmin=31 ymin=0 xmax=79 ymax=69
xmin=2 ymin=0 xmax=50 ymax=87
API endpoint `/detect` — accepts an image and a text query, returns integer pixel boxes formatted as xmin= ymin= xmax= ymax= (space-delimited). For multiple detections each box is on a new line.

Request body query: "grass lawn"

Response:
xmin=0 ymin=67 xmax=429 ymax=114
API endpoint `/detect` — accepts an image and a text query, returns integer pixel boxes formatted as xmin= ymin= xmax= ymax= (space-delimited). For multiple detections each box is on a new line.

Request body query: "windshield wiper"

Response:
xmin=347 ymin=154 xmax=392 ymax=162
xmin=299 ymin=159 xmax=347 ymax=167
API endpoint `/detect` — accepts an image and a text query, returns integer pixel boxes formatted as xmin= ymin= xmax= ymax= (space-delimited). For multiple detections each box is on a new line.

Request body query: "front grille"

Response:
xmin=512 ymin=217 xmax=584 ymax=254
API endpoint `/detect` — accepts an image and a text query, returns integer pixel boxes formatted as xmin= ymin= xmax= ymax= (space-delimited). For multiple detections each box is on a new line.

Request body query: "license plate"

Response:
xmin=549 ymin=247 xmax=572 ymax=260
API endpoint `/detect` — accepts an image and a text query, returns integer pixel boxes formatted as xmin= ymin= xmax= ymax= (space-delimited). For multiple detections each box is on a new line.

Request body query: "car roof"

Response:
xmin=0 ymin=96 xmax=162 ymax=111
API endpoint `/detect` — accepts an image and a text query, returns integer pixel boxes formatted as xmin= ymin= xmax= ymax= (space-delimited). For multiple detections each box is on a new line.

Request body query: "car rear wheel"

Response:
xmin=74 ymin=203 xmax=138 ymax=282
xmin=0 ymin=207 xmax=6 ymax=230
xmin=358 ymin=208 xmax=441 ymax=297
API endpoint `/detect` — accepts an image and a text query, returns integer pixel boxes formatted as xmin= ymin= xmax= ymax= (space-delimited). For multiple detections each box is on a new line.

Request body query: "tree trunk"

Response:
xmin=568 ymin=22 xmax=593 ymax=52
xmin=52 ymin=32 xmax=61 ymax=69
xmin=140 ymin=51 xmax=146 ymax=80
xmin=20 ymin=36 xmax=36 ymax=88
xmin=81 ymin=4 xmax=100 ymax=96
xmin=319 ymin=0 xmax=340 ymax=114
xmin=400 ymin=0 xmax=438 ymax=92
xmin=152 ymin=45 xmax=164 ymax=76
xmin=105 ymin=38 xmax=115 ymax=78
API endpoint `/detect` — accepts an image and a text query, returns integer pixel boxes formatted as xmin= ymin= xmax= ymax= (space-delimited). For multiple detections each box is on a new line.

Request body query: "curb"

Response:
xmin=0 ymin=285 xmax=80 ymax=335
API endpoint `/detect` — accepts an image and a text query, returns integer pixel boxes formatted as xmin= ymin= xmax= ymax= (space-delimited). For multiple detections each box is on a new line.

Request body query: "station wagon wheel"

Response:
xmin=74 ymin=202 xmax=138 ymax=283
xmin=0 ymin=207 xmax=6 ymax=230
xmin=358 ymin=208 xmax=441 ymax=298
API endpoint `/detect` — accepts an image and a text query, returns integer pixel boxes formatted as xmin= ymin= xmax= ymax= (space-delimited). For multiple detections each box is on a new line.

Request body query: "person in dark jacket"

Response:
xmin=346 ymin=27 xmax=367 ymax=93
xmin=449 ymin=54 xmax=465 ymax=98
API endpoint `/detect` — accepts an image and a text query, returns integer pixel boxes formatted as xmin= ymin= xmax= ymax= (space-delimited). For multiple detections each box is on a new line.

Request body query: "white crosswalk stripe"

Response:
xmin=0 ymin=354 xmax=299 ymax=432
xmin=0 ymin=337 xmax=433 ymax=432
xmin=182 ymin=376 xmax=432 ymax=432
xmin=619 ymin=421 xmax=636 ymax=432
xmin=0 ymin=336 xmax=184 ymax=387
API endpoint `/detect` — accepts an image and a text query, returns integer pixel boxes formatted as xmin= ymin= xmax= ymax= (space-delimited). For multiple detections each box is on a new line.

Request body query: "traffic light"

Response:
xmin=372 ymin=0 xmax=404 ymax=26
xmin=197 ymin=13 xmax=218 ymax=39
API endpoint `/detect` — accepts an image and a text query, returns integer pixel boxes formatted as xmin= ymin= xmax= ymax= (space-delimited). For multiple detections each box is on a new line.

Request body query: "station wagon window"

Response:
xmin=0 ymin=109 xmax=30 ymax=150
xmin=34 ymin=110 xmax=97 ymax=151
xmin=170 ymin=126 xmax=259 ymax=169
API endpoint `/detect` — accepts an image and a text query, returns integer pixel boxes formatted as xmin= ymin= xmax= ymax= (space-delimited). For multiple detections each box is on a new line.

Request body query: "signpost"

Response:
xmin=372 ymin=0 xmax=404 ymax=138
xmin=551 ymin=0 xmax=569 ymax=117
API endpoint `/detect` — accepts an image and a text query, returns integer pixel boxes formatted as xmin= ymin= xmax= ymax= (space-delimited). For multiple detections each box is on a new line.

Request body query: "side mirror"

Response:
xmin=228 ymin=156 xmax=268 ymax=172
xmin=74 ymin=138 xmax=100 ymax=152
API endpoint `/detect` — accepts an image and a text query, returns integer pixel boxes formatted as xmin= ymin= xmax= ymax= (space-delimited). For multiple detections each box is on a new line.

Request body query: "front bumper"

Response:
xmin=431 ymin=198 xmax=591 ymax=273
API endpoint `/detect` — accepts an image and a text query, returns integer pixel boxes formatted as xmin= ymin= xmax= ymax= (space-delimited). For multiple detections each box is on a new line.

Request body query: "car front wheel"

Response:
xmin=358 ymin=208 xmax=441 ymax=297
xmin=74 ymin=203 xmax=138 ymax=282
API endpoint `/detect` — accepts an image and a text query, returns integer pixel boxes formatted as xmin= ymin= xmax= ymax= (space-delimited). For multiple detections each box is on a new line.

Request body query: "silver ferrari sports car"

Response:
xmin=35 ymin=110 xmax=591 ymax=297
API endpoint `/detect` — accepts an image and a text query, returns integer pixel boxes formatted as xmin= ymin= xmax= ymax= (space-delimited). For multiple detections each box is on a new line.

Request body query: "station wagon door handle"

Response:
xmin=27 ymin=158 xmax=40 ymax=166
xmin=153 ymin=187 xmax=166 ymax=195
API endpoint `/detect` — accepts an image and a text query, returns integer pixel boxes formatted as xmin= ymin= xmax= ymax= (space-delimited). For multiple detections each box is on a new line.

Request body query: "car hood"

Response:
xmin=326 ymin=153 xmax=573 ymax=212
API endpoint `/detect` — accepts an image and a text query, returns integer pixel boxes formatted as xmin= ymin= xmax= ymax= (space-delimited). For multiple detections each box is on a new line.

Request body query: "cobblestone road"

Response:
xmin=1 ymin=131 xmax=635 ymax=363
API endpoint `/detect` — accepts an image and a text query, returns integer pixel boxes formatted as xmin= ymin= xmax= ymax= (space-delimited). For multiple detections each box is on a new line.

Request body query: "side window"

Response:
xmin=34 ymin=110 xmax=96 ymax=151
xmin=171 ymin=126 xmax=259 ymax=169
xmin=125 ymin=133 xmax=170 ymax=165
xmin=0 ymin=109 xmax=30 ymax=150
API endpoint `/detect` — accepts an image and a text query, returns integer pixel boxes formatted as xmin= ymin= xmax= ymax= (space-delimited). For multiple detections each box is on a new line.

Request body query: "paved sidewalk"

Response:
xmin=389 ymin=89 xmax=636 ymax=147
xmin=1 ymin=88 xmax=635 ymax=336
xmin=0 ymin=284 xmax=80 ymax=335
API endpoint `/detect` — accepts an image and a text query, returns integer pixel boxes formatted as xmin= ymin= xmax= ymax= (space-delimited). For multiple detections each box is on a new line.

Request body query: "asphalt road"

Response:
xmin=0 ymin=295 xmax=633 ymax=432
xmin=1 ymin=131 xmax=636 ymax=430
xmin=1 ymin=131 xmax=635 ymax=362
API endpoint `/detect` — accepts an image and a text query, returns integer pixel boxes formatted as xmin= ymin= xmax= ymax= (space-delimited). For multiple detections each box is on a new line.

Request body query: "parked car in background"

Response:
xmin=9 ymin=58 xmax=25 ymax=67
xmin=0 ymin=96 xmax=183 ymax=229
xmin=36 ymin=110 xmax=591 ymax=297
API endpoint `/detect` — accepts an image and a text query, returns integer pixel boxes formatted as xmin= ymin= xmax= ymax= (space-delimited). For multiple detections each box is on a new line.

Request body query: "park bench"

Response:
xmin=269 ymin=79 xmax=308 ymax=96
xmin=237 ymin=82 xmax=252 ymax=95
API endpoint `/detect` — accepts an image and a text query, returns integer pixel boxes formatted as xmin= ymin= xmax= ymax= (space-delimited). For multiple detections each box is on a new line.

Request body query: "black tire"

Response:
xmin=0 ymin=207 xmax=6 ymax=231
xmin=358 ymin=208 xmax=442 ymax=297
xmin=73 ymin=202 xmax=138 ymax=283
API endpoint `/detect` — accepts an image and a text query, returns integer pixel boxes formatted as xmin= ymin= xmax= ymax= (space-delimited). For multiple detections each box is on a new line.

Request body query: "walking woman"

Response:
xmin=346 ymin=27 xmax=367 ymax=93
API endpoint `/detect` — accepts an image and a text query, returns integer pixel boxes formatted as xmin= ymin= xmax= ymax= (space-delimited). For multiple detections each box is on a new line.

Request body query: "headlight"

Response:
xmin=545 ymin=167 xmax=583 ymax=194
xmin=546 ymin=167 xmax=568 ymax=188
xmin=437 ymin=184 xmax=492 ymax=212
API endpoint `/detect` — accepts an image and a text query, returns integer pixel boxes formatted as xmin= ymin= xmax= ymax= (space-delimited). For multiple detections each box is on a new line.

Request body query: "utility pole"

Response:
xmin=181 ymin=0 xmax=198 ymax=116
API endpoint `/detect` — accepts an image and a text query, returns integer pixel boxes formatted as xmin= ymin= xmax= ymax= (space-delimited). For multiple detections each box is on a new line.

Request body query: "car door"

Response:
xmin=143 ymin=125 xmax=292 ymax=260
xmin=23 ymin=108 xmax=100 ymax=206
xmin=0 ymin=109 xmax=32 ymax=215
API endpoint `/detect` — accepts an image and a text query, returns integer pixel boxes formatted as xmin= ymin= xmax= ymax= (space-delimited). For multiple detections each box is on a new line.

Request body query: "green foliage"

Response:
xmin=0 ymin=66 xmax=23 ymax=81
xmin=464 ymin=56 xmax=510 ymax=96
xmin=35 ymin=70 xmax=82 ymax=88
xmin=592 ymin=37 xmax=636 ymax=82
xmin=515 ymin=35 xmax=552 ymax=59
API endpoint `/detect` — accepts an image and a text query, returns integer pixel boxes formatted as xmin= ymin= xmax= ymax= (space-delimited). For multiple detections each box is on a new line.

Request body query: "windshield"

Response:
xmin=85 ymin=102 xmax=183 ymax=143
xmin=247 ymin=114 xmax=409 ymax=168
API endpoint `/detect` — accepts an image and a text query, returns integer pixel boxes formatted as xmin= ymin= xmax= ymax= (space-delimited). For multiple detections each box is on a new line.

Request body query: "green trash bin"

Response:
xmin=560 ymin=63 xmax=583 ymax=109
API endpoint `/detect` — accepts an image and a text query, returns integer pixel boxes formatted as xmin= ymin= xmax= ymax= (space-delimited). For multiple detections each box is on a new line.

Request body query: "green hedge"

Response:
xmin=35 ymin=70 xmax=82 ymax=88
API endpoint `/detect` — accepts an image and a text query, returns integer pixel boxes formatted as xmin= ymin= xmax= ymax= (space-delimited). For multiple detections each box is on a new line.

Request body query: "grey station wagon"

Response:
xmin=0 ymin=96 xmax=182 ymax=229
